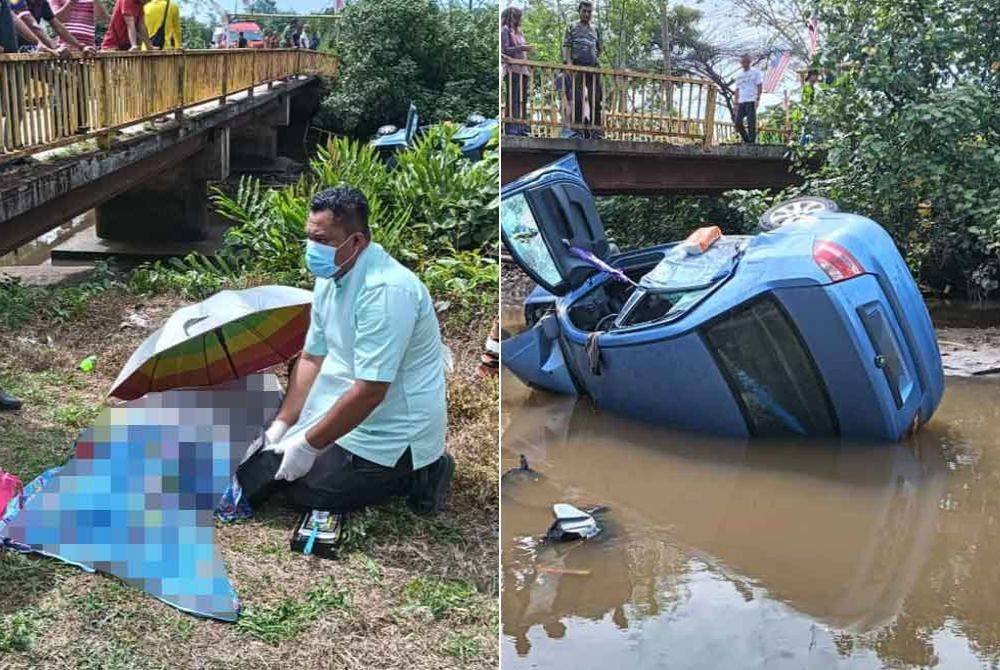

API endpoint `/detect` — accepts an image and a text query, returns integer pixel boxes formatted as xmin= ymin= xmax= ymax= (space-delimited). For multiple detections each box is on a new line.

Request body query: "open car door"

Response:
xmin=404 ymin=103 xmax=419 ymax=146
xmin=500 ymin=154 xmax=608 ymax=396
xmin=500 ymin=154 xmax=608 ymax=296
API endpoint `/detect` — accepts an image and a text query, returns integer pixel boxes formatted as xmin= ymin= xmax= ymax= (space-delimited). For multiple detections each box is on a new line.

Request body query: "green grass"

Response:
xmin=0 ymin=424 xmax=75 ymax=482
xmin=350 ymin=553 xmax=383 ymax=584
xmin=338 ymin=499 xmax=465 ymax=555
xmin=402 ymin=577 xmax=479 ymax=620
xmin=0 ymin=608 xmax=43 ymax=653
xmin=74 ymin=639 xmax=144 ymax=670
xmin=236 ymin=578 xmax=351 ymax=646
xmin=444 ymin=632 xmax=484 ymax=660
xmin=51 ymin=397 xmax=102 ymax=430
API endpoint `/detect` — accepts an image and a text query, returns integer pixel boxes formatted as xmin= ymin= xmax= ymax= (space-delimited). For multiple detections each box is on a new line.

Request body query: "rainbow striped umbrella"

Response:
xmin=110 ymin=286 xmax=312 ymax=401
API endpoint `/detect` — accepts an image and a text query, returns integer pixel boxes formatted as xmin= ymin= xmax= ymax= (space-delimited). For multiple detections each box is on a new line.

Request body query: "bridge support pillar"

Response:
xmin=229 ymin=122 xmax=280 ymax=169
xmin=95 ymin=129 xmax=229 ymax=243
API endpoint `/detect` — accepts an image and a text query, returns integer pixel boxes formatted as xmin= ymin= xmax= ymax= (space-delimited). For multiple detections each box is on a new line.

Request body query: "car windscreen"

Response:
xmin=639 ymin=236 xmax=746 ymax=293
xmin=702 ymin=297 xmax=837 ymax=437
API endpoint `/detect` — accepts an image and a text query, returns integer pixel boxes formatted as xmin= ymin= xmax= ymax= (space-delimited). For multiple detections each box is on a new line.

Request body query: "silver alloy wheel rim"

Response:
xmin=769 ymin=199 xmax=829 ymax=226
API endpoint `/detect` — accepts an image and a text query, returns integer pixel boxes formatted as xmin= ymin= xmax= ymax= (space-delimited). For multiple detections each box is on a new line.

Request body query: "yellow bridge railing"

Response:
xmin=0 ymin=49 xmax=337 ymax=161
xmin=502 ymin=59 xmax=789 ymax=146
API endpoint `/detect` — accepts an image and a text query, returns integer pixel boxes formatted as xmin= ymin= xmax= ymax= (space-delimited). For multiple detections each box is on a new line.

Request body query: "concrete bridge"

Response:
xmin=501 ymin=137 xmax=801 ymax=195
xmin=0 ymin=50 xmax=335 ymax=258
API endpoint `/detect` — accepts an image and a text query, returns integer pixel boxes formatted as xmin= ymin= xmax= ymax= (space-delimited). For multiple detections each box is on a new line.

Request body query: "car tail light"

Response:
xmin=813 ymin=239 xmax=865 ymax=282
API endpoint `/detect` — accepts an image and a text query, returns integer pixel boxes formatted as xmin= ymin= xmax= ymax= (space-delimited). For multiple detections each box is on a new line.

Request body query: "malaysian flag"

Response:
xmin=763 ymin=51 xmax=791 ymax=93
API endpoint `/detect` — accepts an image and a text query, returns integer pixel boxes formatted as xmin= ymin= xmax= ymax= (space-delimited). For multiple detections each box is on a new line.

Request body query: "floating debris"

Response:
xmin=502 ymin=454 xmax=541 ymax=484
xmin=545 ymin=503 xmax=601 ymax=542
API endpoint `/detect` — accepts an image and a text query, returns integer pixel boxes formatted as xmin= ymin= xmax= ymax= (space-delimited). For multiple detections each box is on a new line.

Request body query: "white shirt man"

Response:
xmin=734 ymin=56 xmax=763 ymax=143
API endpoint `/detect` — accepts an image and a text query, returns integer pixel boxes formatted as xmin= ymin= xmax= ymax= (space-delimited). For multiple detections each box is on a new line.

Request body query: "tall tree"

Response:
xmin=727 ymin=0 xmax=814 ymax=61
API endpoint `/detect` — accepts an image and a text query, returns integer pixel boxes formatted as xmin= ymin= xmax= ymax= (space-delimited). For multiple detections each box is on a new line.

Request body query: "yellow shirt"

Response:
xmin=143 ymin=0 xmax=181 ymax=49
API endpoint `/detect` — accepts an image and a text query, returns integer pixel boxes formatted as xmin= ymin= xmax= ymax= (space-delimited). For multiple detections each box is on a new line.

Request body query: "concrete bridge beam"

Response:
xmin=501 ymin=137 xmax=801 ymax=195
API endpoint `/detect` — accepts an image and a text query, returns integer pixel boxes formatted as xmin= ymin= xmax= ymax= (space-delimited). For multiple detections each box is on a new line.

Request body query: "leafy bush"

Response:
xmin=131 ymin=128 xmax=498 ymax=308
xmin=316 ymin=0 xmax=496 ymax=138
xmin=788 ymin=0 xmax=1000 ymax=296
xmin=0 ymin=264 xmax=120 ymax=330
xmin=595 ymin=194 xmax=752 ymax=250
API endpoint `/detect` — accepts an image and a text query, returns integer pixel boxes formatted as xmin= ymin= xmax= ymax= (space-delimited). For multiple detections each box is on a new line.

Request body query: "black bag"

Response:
xmin=235 ymin=439 xmax=283 ymax=507
xmin=149 ymin=0 xmax=171 ymax=49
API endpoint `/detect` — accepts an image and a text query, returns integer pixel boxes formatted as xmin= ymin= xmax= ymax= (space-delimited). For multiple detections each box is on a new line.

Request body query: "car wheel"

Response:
xmin=759 ymin=196 xmax=839 ymax=231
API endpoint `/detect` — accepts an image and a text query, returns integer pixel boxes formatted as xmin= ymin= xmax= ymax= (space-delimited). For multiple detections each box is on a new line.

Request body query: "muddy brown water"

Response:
xmin=500 ymin=308 xmax=1000 ymax=670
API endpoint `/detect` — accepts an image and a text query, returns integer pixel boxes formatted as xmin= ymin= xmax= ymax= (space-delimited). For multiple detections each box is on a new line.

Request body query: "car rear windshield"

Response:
xmin=702 ymin=297 xmax=837 ymax=437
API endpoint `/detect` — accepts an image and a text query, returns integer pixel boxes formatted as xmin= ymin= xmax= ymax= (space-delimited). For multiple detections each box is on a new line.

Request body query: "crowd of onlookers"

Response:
xmin=501 ymin=0 xmax=605 ymax=139
xmin=502 ymin=0 xmax=772 ymax=144
xmin=0 ymin=0 xmax=322 ymax=55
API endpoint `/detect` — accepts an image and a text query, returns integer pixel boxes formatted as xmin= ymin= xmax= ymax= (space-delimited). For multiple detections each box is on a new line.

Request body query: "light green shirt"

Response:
xmin=287 ymin=242 xmax=447 ymax=469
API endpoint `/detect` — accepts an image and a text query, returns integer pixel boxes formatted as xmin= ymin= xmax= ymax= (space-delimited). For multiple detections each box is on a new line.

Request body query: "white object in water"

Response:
xmin=549 ymin=503 xmax=600 ymax=540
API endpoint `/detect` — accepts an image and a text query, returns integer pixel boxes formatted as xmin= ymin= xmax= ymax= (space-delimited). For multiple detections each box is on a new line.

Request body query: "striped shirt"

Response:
xmin=50 ymin=0 xmax=96 ymax=47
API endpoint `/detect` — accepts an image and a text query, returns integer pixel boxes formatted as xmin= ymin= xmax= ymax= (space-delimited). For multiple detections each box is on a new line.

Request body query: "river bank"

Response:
xmin=0 ymin=286 xmax=498 ymax=670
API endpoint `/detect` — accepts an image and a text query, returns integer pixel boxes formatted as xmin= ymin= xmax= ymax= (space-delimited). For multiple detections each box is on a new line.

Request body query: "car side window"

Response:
xmin=502 ymin=193 xmax=561 ymax=288
xmin=703 ymin=297 xmax=836 ymax=437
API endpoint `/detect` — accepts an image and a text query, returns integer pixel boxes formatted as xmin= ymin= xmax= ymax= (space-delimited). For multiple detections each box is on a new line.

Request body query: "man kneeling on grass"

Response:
xmin=261 ymin=186 xmax=454 ymax=515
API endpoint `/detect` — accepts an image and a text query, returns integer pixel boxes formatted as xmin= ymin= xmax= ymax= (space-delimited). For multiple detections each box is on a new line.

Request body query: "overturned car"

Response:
xmin=371 ymin=104 xmax=498 ymax=163
xmin=501 ymin=155 xmax=944 ymax=442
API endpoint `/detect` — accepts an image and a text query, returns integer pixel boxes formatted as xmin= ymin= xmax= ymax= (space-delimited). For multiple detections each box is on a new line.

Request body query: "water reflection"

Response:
xmin=501 ymin=372 xmax=1000 ymax=669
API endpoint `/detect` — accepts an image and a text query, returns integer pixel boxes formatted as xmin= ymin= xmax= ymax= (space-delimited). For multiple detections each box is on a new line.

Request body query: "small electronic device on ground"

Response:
xmin=290 ymin=510 xmax=343 ymax=559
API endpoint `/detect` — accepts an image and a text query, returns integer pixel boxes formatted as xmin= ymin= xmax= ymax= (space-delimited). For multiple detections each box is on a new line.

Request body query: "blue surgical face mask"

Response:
xmin=305 ymin=237 xmax=355 ymax=278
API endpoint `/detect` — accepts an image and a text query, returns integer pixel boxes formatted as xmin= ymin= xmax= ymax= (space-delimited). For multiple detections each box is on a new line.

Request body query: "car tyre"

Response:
xmin=759 ymin=196 xmax=839 ymax=231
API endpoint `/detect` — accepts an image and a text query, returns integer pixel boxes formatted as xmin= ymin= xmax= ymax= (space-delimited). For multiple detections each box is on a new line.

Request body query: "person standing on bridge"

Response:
xmin=562 ymin=0 xmax=603 ymax=138
xmin=734 ymin=54 xmax=763 ymax=144
xmin=280 ymin=20 xmax=295 ymax=48
xmin=501 ymin=6 xmax=535 ymax=136
xmin=298 ymin=23 xmax=313 ymax=50
xmin=3 ymin=0 xmax=72 ymax=56
xmin=10 ymin=0 xmax=95 ymax=54
xmin=49 ymin=0 xmax=108 ymax=50
xmin=142 ymin=0 xmax=180 ymax=49
xmin=251 ymin=186 xmax=455 ymax=516
xmin=101 ymin=0 xmax=151 ymax=51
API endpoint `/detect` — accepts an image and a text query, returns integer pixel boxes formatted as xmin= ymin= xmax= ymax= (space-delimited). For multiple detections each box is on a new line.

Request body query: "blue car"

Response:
xmin=452 ymin=114 xmax=498 ymax=161
xmin=501 ymin=155 xmax=944 ymax=441
xmin=371 ymin=104 xmax=421 ymax=166
xmin=371 ymin=105 xmax=497 ymax=163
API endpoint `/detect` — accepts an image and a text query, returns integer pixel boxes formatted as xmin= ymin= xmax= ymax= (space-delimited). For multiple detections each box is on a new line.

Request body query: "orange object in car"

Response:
xmin=682 ymin=226 xmax=723 ymax=254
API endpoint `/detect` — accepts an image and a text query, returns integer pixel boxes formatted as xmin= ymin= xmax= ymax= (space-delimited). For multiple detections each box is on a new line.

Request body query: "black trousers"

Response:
xmin=572 ymin=69 xmax=603 ymax=136
xmin=735 ymin=101 xmax=757 ymax=143
xmin=239 ymin=443 xmax=417 ymax=513
xmin=287 ymin=444 xmax=415 ymax=513
xmin=504 ymin=72 xmax=530 ymax=136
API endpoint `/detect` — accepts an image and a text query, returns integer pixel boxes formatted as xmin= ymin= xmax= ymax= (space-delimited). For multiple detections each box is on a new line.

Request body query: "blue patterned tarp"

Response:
xmin=0 ymin=375 xmax=282 ymax=621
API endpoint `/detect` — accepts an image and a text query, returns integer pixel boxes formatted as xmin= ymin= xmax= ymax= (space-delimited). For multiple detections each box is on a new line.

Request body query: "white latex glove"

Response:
xmin=274 ymin=435 xmax=321 ymax=482
xmin=264 ymin=419 xmax=290 ymax=446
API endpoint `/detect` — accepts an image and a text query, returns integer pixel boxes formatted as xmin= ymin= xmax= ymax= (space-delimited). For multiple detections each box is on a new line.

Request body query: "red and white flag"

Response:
xmin=763 ymin=51 xmax=791 ymax=93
